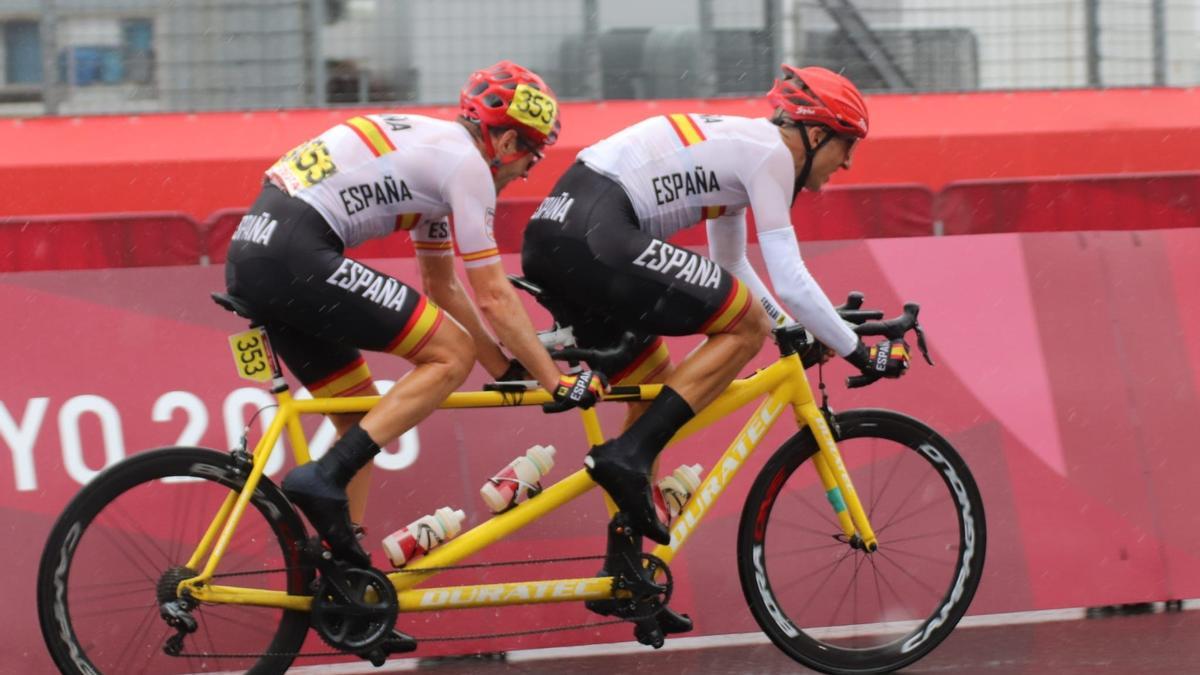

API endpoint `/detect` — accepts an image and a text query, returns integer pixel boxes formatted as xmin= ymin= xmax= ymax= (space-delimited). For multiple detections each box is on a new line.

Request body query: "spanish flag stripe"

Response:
xmin=666 ymin=114 xmax=690 ymax=146
xmin=387 ymin=297 xmax=442 ymax=357
xmin=612 ymin=338 xmax=670 ymax=386
xmin=703 ymin=205 xmax=727 ymax=219
xmin=394 ymin=213 xmax=422 ymax=231
xmin=403 ymin=310 xmax=443 ymax=358
xmin=667 ymin=113 xmax=706 ymax=146
xmin=699 ymin=280 xmax=751 ymax=334
xmin=307 ymin=358 xmax=373 ymax=399
xmin=462 ymin=248 xmax=500 ymax=262
xmin=641 ymin=358 xmax=672 ymax=385
xmin=344 ymin=116 xmax=395 ymax=157
xmin=336 ymin=380 xmax=378 ymax=398
xmin=414 ymin=241 xmax=454 ymax=251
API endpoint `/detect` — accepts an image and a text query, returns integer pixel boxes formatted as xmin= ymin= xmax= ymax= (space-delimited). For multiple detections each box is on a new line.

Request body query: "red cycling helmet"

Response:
xmin=767 ymin=65 xmax=869 ymax=139
xmin=460 ymin=60 xmax=561 ymax=150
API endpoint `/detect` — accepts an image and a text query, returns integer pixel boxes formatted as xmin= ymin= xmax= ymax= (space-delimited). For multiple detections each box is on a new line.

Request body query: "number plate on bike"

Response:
xmin=228 ymin=328 xmax=273 ymax=382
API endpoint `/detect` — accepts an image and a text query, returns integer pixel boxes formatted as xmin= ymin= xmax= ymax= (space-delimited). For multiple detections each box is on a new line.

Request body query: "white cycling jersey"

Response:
xmin=266 ymin=114 xmax=499 ymax=268
xmin=578 ymin=114 xmax=859 ymax=355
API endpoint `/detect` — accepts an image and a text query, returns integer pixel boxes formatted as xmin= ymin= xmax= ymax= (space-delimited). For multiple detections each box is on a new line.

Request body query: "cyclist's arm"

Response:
xmin=463 ymin=262 xmax=562 ymax=391
xmin=444 ymin=157 xmax=562 ymax=391
xmin=417 ymin=253 xmax=509 ymax=377
xmin=705 ymin=210 xmax=794 ymax=328
xmin=744 ymin=147 xmax=858 ymax=357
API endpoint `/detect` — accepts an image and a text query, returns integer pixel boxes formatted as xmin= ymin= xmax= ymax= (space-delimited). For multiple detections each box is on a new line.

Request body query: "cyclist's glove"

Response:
xmin=544 ymin=370 xmax=608 ymax=413
xmin=496 ymin=358 xmax=532 ymax=382
xmin=844 ymin=339 xmax=910 ymax=388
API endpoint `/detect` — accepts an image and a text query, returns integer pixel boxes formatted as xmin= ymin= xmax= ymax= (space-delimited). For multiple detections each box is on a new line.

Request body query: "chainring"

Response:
xmin=310 ymin=566 xmax=398 ymax=653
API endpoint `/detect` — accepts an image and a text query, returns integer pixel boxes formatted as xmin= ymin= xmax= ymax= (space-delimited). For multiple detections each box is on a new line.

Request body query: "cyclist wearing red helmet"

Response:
xmin=521 ymin=65 xmax=906 ymax=562
xmin=224 ymin=61 xmax=603 ymax=592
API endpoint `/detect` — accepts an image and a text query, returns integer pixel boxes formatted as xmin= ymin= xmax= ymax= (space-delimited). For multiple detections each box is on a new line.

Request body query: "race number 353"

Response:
xmin=228 ymin=328 xmax=273 ymax=382
xmin=506 ymin=83 xmax=557 ymax=136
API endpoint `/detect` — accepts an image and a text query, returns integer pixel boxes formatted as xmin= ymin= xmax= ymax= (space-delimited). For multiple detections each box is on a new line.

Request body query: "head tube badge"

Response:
xmin=506 ymin=83 xmax=557 ymax=136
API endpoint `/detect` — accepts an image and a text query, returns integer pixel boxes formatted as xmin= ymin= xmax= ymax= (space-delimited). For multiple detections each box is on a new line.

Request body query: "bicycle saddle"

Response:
xmin=211 ymin=292 xmax=258 ymax=321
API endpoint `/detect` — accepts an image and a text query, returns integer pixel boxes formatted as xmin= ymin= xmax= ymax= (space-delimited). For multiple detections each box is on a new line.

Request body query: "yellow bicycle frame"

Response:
xmin=177 ymin=350 xmax=878 ymax=612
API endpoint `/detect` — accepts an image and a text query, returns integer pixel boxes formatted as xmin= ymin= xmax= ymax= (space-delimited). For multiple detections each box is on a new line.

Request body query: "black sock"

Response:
xmin=610 ymin=386 xmax=695 ymax=470
xmin=319 ymin=424 xmax=381 ymax=487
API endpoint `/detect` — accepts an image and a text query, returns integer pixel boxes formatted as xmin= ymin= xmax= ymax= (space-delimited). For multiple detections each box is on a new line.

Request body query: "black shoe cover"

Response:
xmin=584 ymin=443 xmax=671 ymax=545
xmin=282 ymin=462 xmax=371 ymax=567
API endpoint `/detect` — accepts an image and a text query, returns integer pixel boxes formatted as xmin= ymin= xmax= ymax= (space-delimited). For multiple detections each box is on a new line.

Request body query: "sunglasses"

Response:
xmin=517 ymin=138 xmax=545 ymax=167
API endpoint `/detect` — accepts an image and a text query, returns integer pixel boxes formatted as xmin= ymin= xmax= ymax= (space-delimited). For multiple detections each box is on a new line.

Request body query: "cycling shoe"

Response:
xmin=584 ymin=444 xmax=671 ymax=545
xmin=282 ymin=462 xmax=371 ymax=567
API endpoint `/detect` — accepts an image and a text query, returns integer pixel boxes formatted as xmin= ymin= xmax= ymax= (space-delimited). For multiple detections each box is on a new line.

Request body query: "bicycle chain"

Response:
xmin=174 ymin=552 xmax=662 ymax=660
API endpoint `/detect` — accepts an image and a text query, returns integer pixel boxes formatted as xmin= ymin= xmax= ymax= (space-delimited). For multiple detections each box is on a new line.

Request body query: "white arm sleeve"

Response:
xmin=706 ymin=211 xmax=794 ymax=328
xmin=757 ymin=227 xmax=859 ymax=356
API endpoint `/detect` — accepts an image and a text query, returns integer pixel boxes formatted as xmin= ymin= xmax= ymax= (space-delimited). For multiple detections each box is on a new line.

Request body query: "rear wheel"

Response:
xmin=37 ymin=447 xmax=314 ymax=674
xmin=738 ymin=409 xmax=985 ymax=674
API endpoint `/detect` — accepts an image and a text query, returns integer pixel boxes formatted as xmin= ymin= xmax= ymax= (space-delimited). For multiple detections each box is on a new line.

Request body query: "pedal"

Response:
xmin=656 ymin=606 xmax=693 ymax=635
xmin=359 ymin=646 xmax=387 ymax=668
xmin=356 ymin=629 xmax=417 ymax=667
xmin=633 ymin=618 xmax=665 ymax=649
xmin=380 ymin=629 xmax=418 ymax=654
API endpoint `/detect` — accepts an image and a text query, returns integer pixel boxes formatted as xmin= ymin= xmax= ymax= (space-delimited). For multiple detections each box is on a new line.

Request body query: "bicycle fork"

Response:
xmin=797 ymin=402 xmax=879 ymax=552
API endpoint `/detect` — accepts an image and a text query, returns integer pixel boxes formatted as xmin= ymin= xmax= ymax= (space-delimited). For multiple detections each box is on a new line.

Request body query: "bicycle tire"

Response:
xmin=37 ymin=447 xmax=314 ymax=675
xmin=737 ymin=409 xmax=986 ymax=674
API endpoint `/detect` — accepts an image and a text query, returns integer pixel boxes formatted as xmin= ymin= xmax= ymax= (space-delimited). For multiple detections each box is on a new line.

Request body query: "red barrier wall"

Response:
xmin=0 ymin=212 xmax=202 ymax=272
xmin=4 ymin=229 xmax=1200 ymax=671
xmin=937 ymin=172 xmax=1200 ymax=235
xmin=2 ymin=88 xmax=1199 ymax=221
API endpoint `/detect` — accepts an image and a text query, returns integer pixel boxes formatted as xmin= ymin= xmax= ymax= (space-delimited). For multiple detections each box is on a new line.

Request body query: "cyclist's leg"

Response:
xmin=271 ymin=293 xmax=471 ymax=566
xmin=523 ymin=168 xmax=770 ymax=543
xmin=587 ymin=266 xmax=769 ymax=543
xmin=227 ymin=185 xmax=475 ymax=564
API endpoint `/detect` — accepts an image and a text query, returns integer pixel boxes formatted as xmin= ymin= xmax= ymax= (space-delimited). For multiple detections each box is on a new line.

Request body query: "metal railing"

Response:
xmin=0 ymin=0 xmax=1195 ymax=116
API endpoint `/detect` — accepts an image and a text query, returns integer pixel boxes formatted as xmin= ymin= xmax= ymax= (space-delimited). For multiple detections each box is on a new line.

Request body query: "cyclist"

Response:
xmin=522 ymin=65 xmax=909 ymax=547
xmin=224 ymin=61 xmax=606 ymax=570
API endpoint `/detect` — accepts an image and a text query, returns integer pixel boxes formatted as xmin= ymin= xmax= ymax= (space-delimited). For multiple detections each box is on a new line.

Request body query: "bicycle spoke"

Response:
xmin=877 ymin=526 xmax=960 ymax=548
xmin=827 ymin=551 xmax=868 ymax=628
xmin=113 ymin=496 xmax=178 ymax=568
xmin=114 ymin=599 xmax=159 ymax=674
xmin=877 ymin=544 xmax=959 ymax=569
xmin=873 ymin=472 xmax=937 ymax=531
xmin=767 ymin=540 xmax=850 ymax=557
xmin=871 ymin=549 xmax=945 ymax=601
xmin=768 ymin=518 xmax=843 ymax=539
xmin=864 ymin=447 xmax=906 ymax=522
xmin=783 ymin=487 xmax=839 ymax=529
xmin=72 ymin=600 xmax=157 ymax=620
xmin=88 ymin=521 xmax=161 ymax=585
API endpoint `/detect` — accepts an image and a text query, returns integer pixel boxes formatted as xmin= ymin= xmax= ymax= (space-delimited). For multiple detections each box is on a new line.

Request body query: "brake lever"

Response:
xmin=914 ymin=322 xmax=934 ymax=366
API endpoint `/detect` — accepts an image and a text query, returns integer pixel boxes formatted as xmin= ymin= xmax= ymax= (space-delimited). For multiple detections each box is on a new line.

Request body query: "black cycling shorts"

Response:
xmin=521 ymin=162 xmax=751 ymax=385
xmin=225 ymin=184 xmax=443 ymax=397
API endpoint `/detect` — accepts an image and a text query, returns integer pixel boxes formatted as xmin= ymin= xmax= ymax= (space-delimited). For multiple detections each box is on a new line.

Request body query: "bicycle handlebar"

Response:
xmin=508 ymin=279 xmax=934 ymax=391
xmin=852 ymin=303 xmax=921 ymax=340
xmin=845 ymin=301 xmax=935 ymax=389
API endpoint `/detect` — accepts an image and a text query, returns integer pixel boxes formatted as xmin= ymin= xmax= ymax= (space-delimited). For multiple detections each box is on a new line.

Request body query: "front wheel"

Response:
xmin=737 ymin=409 xmax=986 ymax=674
xmin=37 ymin=447 xmax=314 ymax=675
